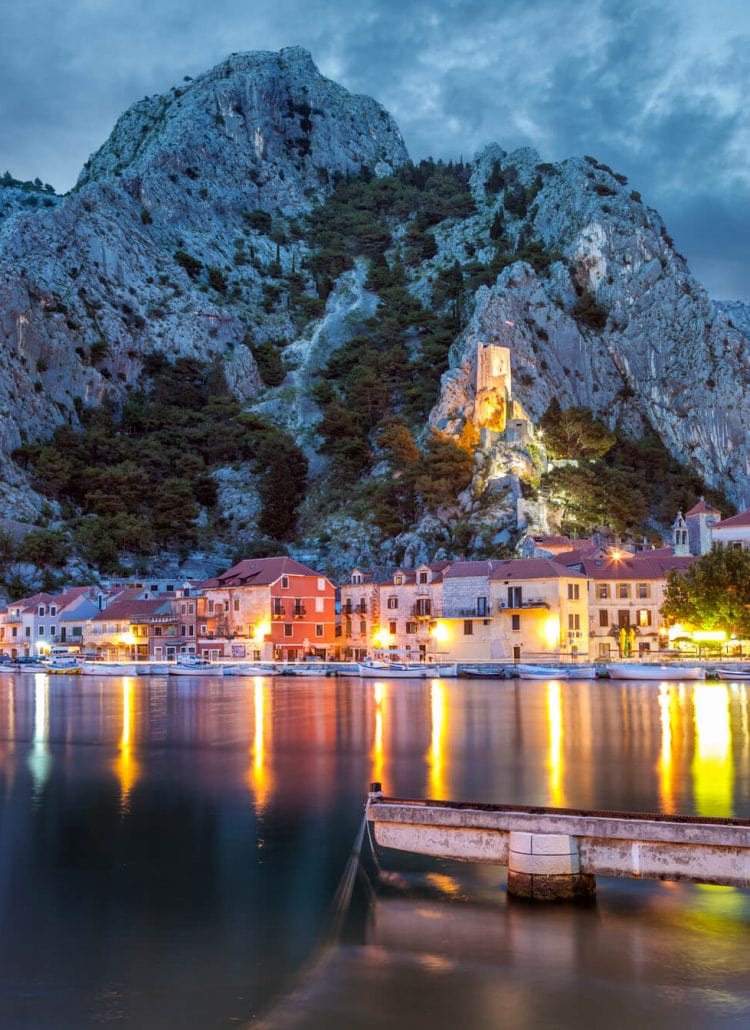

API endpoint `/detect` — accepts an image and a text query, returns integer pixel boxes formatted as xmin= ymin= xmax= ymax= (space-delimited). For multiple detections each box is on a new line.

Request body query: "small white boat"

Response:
xmin=223 ymin=664 xmax=274 ymax=677
xmin=714 ymin=666 xmax=750 ymax=681
xmin=513 ymin=664 xmax=571 ymax=680
xmin=561 ymin=664 xmax=598 ymax=680
xmin=169 ymin=657 xmax=223 ymax=676
xmin=606 ymin=663 xmax=705 ymax=681
xmin=461 ymin=666 xmax=504 ymax=679
xmin=80 ymin=662 xmax=139 ymax=676
xmin=357 ymin=660 xmax=451 ymax=679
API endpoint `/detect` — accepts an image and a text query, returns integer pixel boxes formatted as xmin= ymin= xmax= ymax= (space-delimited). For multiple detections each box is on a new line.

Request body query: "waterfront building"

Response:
xmin=85 ymin=589 xmax=174 ymax=660
xmin=199 ymin=557 xmax=336 ymax=661
xmin=708 ymin=507 xmax=750 ymax=550
xmin=0 ymin=586 xmax=99 ymax=657
xmin=340 ymin=567 xmax=397 ymax=661
xmin=556 ymin=550 xmax=696 ymax=657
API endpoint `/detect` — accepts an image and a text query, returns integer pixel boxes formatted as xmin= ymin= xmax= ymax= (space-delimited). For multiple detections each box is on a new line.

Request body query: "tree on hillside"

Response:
xmin=661 ymin=546 xmax=750 ymax=637
xmin=540 ymin=399 xmax=616 ymax=459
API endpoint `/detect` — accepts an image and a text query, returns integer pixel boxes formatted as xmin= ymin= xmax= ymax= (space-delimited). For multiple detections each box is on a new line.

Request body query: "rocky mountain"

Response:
xmin=0 ymin=47 xmax=748 ymax=582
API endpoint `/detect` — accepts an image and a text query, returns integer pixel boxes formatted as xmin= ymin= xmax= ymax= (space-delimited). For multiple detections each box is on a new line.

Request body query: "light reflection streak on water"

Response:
xmin=546 ymin=680 xmax=564 ymax=807
xmin=428 ymin=680 xmax=447 ymax=799
xmin=248 ymin=677 xmax=272 ymax=810
xmin=658 ymin=683 xmax=675 ymax=812
xmin=692 ymin=683 xmax=733 ymax=817
xmin=28 ymin=673 xmax=51 ymax=800
xmin=371 ymin=682 xmax=385 ymax=790
xmin=114 ymin=678 xmax=138 ymax=813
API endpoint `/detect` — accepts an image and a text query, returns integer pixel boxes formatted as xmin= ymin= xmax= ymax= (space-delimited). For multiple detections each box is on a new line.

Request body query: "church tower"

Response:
xmin=671 ymin=511 xmax=689 ymax=557
xmin=685 ymin=497 xmax=722 ymax=555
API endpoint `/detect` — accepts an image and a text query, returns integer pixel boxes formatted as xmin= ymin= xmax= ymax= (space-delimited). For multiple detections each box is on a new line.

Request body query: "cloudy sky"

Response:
xmin=1 ymin=0 xmax=748 ymax=299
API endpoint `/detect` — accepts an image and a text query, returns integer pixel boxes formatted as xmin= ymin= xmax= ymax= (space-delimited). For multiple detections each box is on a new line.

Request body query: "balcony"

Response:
xmin=497 ymin=599 xmax=550 ymax=611
xmin=441 ymin=606 xmax=493 ymax=619
xmin=272 ymin=606 xmax=286 ymax=619
xmin=411 ymin=604 xmax=438 ymax=619
xmin=343 ymin=602 xmax=367 ymax=616
xmin=292 ymin=606 xmax=307 ymax=619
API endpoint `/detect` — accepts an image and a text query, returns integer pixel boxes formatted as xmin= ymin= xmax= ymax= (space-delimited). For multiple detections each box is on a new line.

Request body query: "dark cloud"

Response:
xmin=0 ymin=0 xmax=747 ymax=298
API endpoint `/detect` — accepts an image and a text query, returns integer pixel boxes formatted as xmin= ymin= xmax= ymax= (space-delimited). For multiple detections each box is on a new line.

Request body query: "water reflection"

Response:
xmin=0 ymin=674 xmax=748 ymax=1030
xmin=428 ymin=680 xmax=447 ymax=799
xmin=371 ymin=682 xmax=385 ymax=791
xmin=28 ymin=673 xmax=51 ymax=801
xmin=247 ymin=677 xmax=273 ymax=809
xmin=693 ymin=684 xmax=734 ymax=817
xmin=546 ymin=680 xmax=564 ymax=807
xmin=113 ymin=677 xmax=139 ymax=812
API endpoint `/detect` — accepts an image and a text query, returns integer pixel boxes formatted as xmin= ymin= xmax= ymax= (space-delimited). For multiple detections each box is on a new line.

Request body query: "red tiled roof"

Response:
xmin=490 ymin=558 xmax=587 ymax=581
xmin=578 ymin=554 xmax=696 ymax=580
xmin=203 ymin=556 xmax=330 ymax=588
xmin=92 ymin=597 xmax=169 ymax=623
xmin=685 ymin=497 xmax=722 ymax=517
xmin=443 ymin=560 xmax=494 ymax=578
xmin=713 ymin=509 xmax=750 ymax=530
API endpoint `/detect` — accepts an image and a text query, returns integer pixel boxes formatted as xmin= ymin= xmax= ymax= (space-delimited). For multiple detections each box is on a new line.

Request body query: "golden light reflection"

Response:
xmin=692 ymin=684 xmax=733 ymax=817
xmin=247 ymin=677 xmax=273 ymax=809
xmin=428 ymin=680 xmax=447 ymax=799
xmin=113 ymin=677 xmax=139 ymax=813
xmin=658 ymin=683 xmax=675 ymax=813
xmin=371 ymin=682 xmax=385 ymax=790
xmin=28 ymin=673 xmax=51 ymax=798
xmin=547 ymin=680 xmax=565 ymax=807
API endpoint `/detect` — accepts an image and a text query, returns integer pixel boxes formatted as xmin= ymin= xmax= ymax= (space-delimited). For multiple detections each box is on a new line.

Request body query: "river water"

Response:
xmin=0 ymin=672 xmax=748 ymax=1028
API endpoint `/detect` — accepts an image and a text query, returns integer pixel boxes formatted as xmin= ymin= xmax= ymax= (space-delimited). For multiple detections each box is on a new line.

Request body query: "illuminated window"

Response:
xmin=388 ymin=621 xmax=397 ymax=635
xmin=638 ymin=609 xmax=652 ymax=627
xmin=567 ymin=584 xmax=580 ymax=600
xmin=598 ymin=584 xmax=609 ymax=599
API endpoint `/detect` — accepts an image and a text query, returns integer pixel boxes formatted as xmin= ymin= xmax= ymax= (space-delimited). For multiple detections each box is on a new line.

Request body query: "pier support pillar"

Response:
xmin=507 ymin=831 xmax=595 ymax=901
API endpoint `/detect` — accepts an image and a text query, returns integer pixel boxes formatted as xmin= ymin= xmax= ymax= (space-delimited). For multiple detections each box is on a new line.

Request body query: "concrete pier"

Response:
xmin=366 ymin=789 xmax=750 ymax=901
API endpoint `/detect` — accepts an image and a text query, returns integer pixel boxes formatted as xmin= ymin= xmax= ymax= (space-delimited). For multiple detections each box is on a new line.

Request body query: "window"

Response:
xmin=49 ymin=625 xmax=56 ymax=636
xmin=281 ymin=576 xmax=289 ymax=589
xmin=618 ymin=610 xmax=630 ymax=628
xmin=50 ymin=606 xmax=57 ymax=617
xmin=599 ymin=609 xmax=609 ymax=627
xmin=618 ymin=584 xmax=630 ymax=599
xmin=150 ymin=585 xmax=158 ymax=592
xmin=273 ymin=598 xmax=284 ymax=615
xmin=359 ymin=620 xmax=366 ymax=635
xmin=637 ymin=583 xmax=650 ymax=599
xmin=387 ymin=596 xmax=398 ymax=609
xmin=283 ymin=624 xmax=293 ymax=637
xmin=181 ymin=604 xmax=187 ymax=615
xmin=511 ymin=614 xmax=521 ymax=631
xmin=513 ymin=645 xmax=521 ymax=661
xmin=637 ymin=609 xmax=652 ymax=627
xmin=12 ymin=628 xmax=17 ymax=639
xmin=38 ymin=606 xmax=45 ymax=617
xmin=38 ymin=626 xmax=44 ymax=636
xmin=315 ymin=624 xmax=324 ymax=637
xmin=200 ymin=625 xmax=207 ymax=635
xmin=415 ymin=598 xmax=431 ymax=617
xmin=598 ymin=585 xmax=609 ymax=599
xmin=25 ymin=627 xmax=30 ymax=637
xmin=476 ymin=597 xmax=488 ymax=616
xmin=233 ymin=598 xmax=240 ymax=611
xmin=72 ymin=627 xmax=82 ymax=637
xmin=418 ymin=572 xmax=428 ymax=584
xmin=388 ymin=620 xmax=397 ymax=635
xmin=317 ymin=578 xmax=325 ymax=591
xmin=188 ymin=603 xmax=194 ymax=614
xmin=394 ymin=574 xmax=403 ymax=586
xmin=406 ymin=622 xmax=417 ymax=635
xmin=208 ymin=600 xmax=215 ymax=614
xmin=181 ymin=626 xmax=186 ymax=636
xmin=351 ymin=573 xmax=362 ymax=584
xmin=567 ymin=584 xmax=579 ymax=600
xmin=166 ymin=585 xmax=174 ymax=592
xmin=315 ymin=597 xmax=324 ymax=612
xmin=568 ymin=613 xmax=581 ymax=631
xmin=464 ymin=620 xmax=473 ymax=636
xmin=599 ymin=642 xmax=611 ymax=658
xmin=188 ymin=624 xmax=194 ymax=636
xmin=507 ymin=586 xmax=523 ymax=607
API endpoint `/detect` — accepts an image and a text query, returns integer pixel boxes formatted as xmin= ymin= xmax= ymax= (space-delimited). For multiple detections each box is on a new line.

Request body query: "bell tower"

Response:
xmin=671 ymin=511 xmax=689 ymax=557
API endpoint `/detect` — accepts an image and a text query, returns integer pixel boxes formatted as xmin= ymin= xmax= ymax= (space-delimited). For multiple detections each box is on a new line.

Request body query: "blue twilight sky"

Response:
xmin=0 ymin=0 xmax=748 ymax=300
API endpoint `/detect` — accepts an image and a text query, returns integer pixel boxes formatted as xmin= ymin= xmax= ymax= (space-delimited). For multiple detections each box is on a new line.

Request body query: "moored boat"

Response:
xmin=80 ymin=662 xmax=139 ymax=676
xmin=169 ymin=656 xmax=223 ymax=676
xmin=512 ymin=664 xmax=571 ymax=680
xmin=460 ymin=666 xmax=504 ymax=679
xmin=714 ymin=666 xmax=750 ymax=681
xmin=606 ymin=663 xmax=705 ymax=681
xmin=358 ymin=660 xmax=445 ymax=679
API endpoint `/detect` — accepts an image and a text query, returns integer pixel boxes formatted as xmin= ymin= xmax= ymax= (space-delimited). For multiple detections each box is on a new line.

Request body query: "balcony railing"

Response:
xmin=441 ymin=606 xmax=492 ymax=619
xmin=292 ymin=606 xmax=307 ymax=619
xmin=498 ymin=599 xmax=550 ymax=611
xmin=411 ymin=604 xmax=438 ymax=618
xmin=343 ymin=602 xmax=367 ymax=615
xmin=272 ymin=606 xmax=286 ymax=619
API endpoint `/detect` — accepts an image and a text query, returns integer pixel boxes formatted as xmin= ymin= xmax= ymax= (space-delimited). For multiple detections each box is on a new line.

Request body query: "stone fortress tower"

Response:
xmin=473 ymin=342 xmax=530 ymax=446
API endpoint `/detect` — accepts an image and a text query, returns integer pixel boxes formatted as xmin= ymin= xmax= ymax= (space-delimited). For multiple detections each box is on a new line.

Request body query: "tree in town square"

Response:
xmin=661 ymin=545 xmax=750 ymax=637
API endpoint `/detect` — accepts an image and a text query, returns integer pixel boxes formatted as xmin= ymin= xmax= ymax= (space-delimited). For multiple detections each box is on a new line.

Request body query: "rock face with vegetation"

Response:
xmin=0 ymin=48 xmax=747 ymax=586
